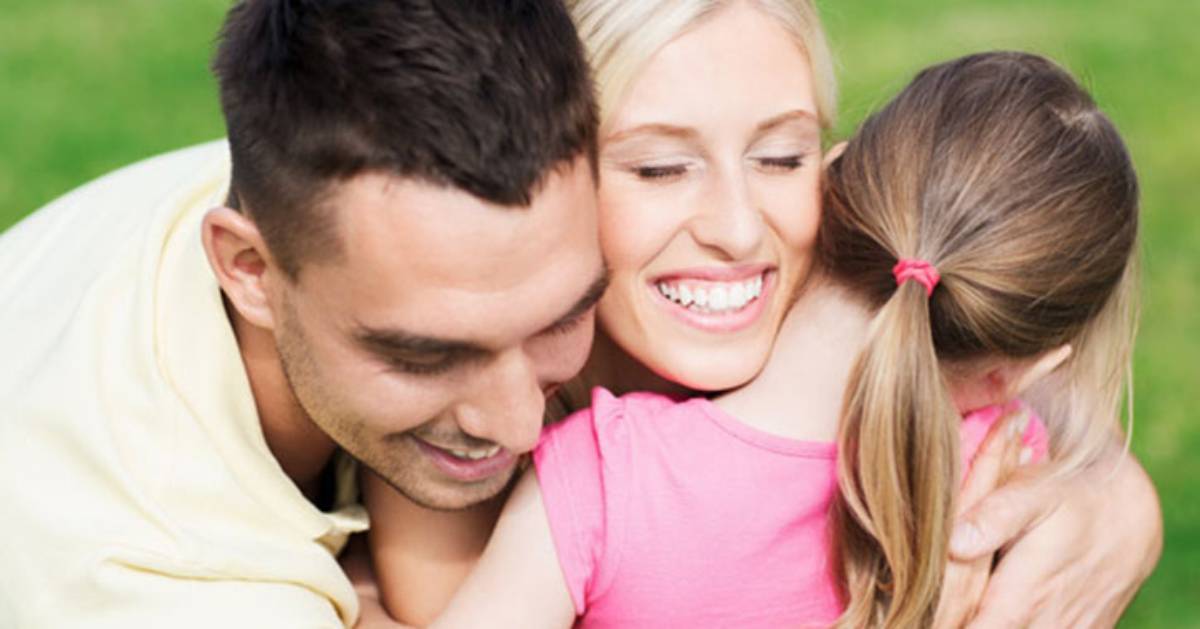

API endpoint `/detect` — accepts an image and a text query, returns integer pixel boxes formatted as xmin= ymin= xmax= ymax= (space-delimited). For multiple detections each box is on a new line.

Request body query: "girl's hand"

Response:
xmin=950 ymin=449 xmax=1161 ymax=627
xmin=934 ymin=410 xmax=1030 ymax=628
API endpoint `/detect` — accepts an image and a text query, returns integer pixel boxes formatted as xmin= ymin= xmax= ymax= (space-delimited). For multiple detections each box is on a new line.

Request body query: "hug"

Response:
xmin=0 ymin=1 xmax=1159 ymax=627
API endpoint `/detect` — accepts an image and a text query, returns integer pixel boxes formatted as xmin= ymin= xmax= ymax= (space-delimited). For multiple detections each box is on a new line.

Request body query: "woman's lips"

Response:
xmin=648 ymin=268 xmax=776 ymax=333
xmin=411 ymin=437 xmax=518 ymax=483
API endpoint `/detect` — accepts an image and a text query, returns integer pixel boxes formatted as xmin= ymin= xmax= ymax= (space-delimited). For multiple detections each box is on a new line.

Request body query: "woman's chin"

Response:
xmin=652 ymin=349 xmax=771 ymax=394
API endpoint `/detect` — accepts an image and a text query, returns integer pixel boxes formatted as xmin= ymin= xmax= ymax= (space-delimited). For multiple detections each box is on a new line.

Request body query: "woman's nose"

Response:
xmin=689 ymin=166 xmax=765 ymax=260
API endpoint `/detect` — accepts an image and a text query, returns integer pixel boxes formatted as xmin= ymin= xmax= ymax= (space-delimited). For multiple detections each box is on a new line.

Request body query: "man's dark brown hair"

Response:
xmin=212 ymin=0 xmax=598 ymax=278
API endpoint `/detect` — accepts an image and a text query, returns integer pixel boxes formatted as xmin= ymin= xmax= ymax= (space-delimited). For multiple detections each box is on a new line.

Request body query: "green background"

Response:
xmin=1 ymin=1 xmax=1195 ymax=625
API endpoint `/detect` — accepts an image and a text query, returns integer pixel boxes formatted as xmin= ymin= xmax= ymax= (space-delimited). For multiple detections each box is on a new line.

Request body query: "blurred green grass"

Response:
xmin=1 ymin=1 xmax=1195 ymax=625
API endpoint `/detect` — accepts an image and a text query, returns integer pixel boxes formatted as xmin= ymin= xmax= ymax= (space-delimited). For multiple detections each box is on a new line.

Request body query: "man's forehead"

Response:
xmin=305 ymin=165 xmax=602 ymax=343
xmin=333 ymin=167 xmax=596 ymax=284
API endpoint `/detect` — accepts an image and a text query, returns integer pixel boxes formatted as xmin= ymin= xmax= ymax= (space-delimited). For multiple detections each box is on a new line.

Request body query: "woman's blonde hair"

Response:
xmin=567 ymin=0 xmax=838 ymax=130
xmin=821 ymin=51 xmax=1140 ymax=626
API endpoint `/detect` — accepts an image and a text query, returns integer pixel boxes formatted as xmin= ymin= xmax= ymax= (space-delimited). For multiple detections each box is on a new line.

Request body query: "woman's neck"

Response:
xmin=716 ymin=277 xmax=872 ymax=442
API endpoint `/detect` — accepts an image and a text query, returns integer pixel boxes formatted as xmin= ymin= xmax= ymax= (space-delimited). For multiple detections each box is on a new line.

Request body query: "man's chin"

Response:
xmin=375 ymin=466 xmax=518 ymax=512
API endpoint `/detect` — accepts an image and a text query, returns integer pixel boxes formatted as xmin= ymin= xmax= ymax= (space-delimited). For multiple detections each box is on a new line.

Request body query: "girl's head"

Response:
xmin=568 ymin=0 xmax=837 ymax=391
xmin=821 ymin=51 xmax=1139 ymax=625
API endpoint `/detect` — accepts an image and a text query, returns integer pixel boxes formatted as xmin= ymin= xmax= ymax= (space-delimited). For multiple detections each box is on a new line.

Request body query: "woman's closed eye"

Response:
xmin=755 ymin=154 xmax=806 ymax=171
xmin=633 ymin=163 xmax=690 ymax=181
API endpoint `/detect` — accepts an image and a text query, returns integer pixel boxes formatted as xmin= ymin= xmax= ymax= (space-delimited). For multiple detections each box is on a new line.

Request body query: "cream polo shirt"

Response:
xmin=0 ymin=141 xmax=369 ymax=628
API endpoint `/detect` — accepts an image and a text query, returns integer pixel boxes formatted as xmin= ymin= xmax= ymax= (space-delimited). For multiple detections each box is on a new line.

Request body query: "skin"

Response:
xmin=579 ymin=4 xmax=822 ymax=397
xmin=353 ymin=2 xmax=1162 ymax=626
xmin=202 ymin=157 xmax=607 ymax=511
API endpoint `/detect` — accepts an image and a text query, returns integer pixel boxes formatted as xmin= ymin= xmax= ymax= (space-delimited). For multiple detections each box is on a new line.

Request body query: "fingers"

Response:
xmin=962 ymin=451 xmax=1160 ymax=627
xmin=935 ymin=411 xmax=1029 ymax=628
xmin=963 ymin=535 xmax=1064 ymax=629
xmin=959 ymin=410 xmax=1029 ymax=512
xmin=933 ymin=554 xmax=992 ymax=629
xmin=950 ymin=463 xmax=1060 ymax=561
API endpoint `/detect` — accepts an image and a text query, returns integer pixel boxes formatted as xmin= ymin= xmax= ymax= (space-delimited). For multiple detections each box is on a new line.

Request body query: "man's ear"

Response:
xmin=1005 ymin=344 xmax=1073 ymax=399
xmin=201 ymin=207 xmax=281 ymax=330
xmin=823 ymin=141 xmax=848 ymax=169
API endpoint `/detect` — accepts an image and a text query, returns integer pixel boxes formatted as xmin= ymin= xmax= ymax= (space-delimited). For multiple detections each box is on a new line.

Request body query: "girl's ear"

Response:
xmin=823 ymin=141 xmax=848 ymax=169
xmin=949 ymin=344 xmax=1073 ymax=412
xmin=1006 ymin=344 xmax=1073 ymax=399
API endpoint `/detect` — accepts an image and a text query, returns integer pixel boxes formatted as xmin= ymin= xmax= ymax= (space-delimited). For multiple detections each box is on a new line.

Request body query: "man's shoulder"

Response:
xmin=0 ymin=139 xmax=230 ymax=253
xmin=0 ymin=139 xmax=233 ymax=423
xmin=0 ymin=139 xmax=230 ymax=324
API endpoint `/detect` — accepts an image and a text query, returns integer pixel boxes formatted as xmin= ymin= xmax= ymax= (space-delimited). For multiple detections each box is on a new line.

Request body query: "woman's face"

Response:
xmin=596 ymin=3 xmax=824 ymax=391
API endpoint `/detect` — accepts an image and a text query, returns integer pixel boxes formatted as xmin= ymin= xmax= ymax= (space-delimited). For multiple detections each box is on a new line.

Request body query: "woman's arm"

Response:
xmin=430 ymin=469 xmax=576 ymax=629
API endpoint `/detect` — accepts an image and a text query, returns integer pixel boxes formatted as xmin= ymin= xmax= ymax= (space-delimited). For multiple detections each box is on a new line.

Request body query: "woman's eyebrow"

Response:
xmin=753 ymin=109 xmax=820 ymax=136
xmin=603 ymin=123 xmax=698 ymax=145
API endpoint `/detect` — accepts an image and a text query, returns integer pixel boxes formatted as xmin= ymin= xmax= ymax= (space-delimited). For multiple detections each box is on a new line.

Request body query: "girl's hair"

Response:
xmin=820 ymin=51 xmax=1140 ymax=626
xmin=567 ymin=0 xmax=838 ymax=130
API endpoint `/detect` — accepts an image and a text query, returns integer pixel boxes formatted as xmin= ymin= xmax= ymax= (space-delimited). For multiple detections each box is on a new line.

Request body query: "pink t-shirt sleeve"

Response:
xmin=533 ymin=388 xmax=628 ymax=616
xmin=959 ymin=400 xmax=1050 ymax=475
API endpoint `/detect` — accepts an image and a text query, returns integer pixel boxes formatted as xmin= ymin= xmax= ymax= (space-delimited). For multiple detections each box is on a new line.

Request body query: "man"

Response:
xmin=0 ymin=1 xmax=602 ymax=627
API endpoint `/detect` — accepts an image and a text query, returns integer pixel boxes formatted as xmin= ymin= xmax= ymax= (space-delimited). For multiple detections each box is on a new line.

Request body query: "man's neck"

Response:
xmin=225 ymin=296 xmax=337 ymax=498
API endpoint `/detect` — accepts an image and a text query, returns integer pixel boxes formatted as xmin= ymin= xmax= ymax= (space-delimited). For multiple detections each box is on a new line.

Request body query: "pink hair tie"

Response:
xmin=892 ymin=258 xmax=940 ymax=297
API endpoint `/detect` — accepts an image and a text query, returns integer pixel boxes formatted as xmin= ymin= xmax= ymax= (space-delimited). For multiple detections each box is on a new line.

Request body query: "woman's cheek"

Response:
xmin=765 ymin=175 xmax=822 ymax=253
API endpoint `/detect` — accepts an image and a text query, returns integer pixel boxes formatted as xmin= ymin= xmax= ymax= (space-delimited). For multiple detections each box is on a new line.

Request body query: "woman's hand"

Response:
xmin=950 ymin=447 xmax=1162 ymax=627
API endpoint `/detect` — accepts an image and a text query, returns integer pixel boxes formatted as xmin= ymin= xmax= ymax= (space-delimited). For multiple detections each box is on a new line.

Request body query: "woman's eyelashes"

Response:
xmin=633 ymin=163 xmax=690 ymax=180
xmin=623 ymin=151 xmax=811 ymax=183
xmin=753 ymin=154 xmax=806 ymax=171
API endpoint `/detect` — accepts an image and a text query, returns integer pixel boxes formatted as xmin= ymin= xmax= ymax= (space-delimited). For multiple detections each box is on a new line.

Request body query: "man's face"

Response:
xmin=273 ymin=159 xmax=605 ymax=510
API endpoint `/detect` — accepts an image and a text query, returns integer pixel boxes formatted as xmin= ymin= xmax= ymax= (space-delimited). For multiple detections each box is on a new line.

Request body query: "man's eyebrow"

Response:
xmin=543 ymin=267 xmax=611 ymax=334
xmin=354 ymin=326 xmax=488 ymax=359
xmin=354 ymin=268 xmax=609 ymax=356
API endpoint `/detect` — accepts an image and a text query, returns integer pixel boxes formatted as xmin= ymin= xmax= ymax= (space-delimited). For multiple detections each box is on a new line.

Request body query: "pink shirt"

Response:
xmin=533 ymin=388 xmax=1047 ymax=628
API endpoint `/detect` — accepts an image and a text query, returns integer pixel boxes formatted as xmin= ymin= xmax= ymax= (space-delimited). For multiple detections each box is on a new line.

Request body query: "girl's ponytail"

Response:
xmin=835 ymin=275 xmax=959 ymax=627
xmin=821 ymin=51 xmax=1140 ymax=626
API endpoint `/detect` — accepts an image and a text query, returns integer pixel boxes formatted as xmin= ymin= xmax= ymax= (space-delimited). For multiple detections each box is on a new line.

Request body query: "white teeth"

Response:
xmin=730 ymin=283 xmax=746 ymax=307
xmin=678 ymin=285 xmax=694 ymax=306
xmin=449 ymin=445 xmax=501 ymax=460
xmin=709 ymin=285 xmax=728 ymax=310
xmin=655 ymin=272 xmax=767 ymax=314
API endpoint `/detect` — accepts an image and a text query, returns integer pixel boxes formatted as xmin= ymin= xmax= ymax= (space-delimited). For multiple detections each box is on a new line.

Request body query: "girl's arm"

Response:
xmin=361 ymin=468 xmax=504 ymax=626
xmin=430 ymin=468 xmax=576 ymax=629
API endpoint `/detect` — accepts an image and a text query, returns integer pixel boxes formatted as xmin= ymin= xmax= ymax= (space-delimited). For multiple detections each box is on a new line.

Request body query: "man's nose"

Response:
xmin=453 ymin=350 xmax=545 ymax=455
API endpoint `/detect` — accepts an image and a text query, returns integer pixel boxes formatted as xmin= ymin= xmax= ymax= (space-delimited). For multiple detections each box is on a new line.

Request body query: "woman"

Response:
xmin=357 ymin=1 xmax=1161 ymax=626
